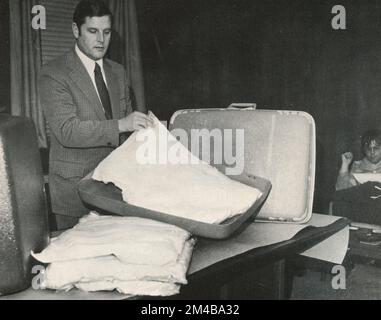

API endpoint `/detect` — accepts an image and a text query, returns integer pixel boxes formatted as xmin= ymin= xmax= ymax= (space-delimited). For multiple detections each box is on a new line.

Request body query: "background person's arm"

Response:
xmin=335 ymin=152 xmax=358 ymax=190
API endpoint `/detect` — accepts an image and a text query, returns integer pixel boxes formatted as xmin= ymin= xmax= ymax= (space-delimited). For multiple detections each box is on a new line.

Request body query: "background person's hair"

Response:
xmin=361 ymin=129 xmax=381 ymax=155
xmin=73 ymin=0 xmax=113 ymax=30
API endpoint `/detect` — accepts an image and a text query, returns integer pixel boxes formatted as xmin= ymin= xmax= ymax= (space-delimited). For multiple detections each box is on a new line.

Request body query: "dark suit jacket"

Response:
xmin=39 ymin=49 xmax=132 ymax=217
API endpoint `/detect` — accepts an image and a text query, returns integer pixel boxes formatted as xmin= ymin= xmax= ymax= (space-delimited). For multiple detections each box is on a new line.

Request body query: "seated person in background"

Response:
xmin=336 ymin=129 xmax=381 ymax=191
xmin=333 ymin=129 xmax=381 ymax=225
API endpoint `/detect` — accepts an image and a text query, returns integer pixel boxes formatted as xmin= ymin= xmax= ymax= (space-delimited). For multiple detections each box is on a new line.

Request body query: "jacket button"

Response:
xmin=107 ymin=142 xmax=112 ymax=146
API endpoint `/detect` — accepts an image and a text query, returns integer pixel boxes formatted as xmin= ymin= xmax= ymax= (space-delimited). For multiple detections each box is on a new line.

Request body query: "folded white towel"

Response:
xmin=33 ymin=212 xmax=192 ymax=266
xmin=75 ymin=280 xmax=180 ymax=297
xmin=42 ymin=239 xmax=195 ymax=290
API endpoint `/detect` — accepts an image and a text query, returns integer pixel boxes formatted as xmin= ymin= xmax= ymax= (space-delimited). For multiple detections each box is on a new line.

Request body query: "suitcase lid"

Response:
xmin=169 ymin=108 xmax=316 ymax=223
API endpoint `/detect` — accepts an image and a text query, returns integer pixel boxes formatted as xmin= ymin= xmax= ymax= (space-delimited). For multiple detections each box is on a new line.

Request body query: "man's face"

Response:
xmin=364 ymin=140 xmax=381 ymax=164
xmin=73 ymin=16 xmax=112 ymax=61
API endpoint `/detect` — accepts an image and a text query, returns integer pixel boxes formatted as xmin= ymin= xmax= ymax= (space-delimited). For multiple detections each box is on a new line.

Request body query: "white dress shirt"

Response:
xmin=75 ymin=44 xmax=108 ymax=103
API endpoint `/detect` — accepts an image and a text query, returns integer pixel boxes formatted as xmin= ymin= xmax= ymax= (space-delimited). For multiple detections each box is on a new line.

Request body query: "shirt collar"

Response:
xmin=75 ymin=44 xmax=104 ymax=74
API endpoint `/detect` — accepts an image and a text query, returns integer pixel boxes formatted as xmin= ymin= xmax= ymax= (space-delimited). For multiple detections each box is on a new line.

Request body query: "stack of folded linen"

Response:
xmin=32 ymin=212 xmax=195 ymax=297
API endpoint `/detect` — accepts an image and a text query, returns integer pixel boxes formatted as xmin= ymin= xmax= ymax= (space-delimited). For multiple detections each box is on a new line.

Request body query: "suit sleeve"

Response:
xmin=39 ymin=73 xmax=120 ymax=148
xmin=122 ymin=69 xmax=133 ymax=117
xmin=118 ymin=70 xmax=134 ymax=145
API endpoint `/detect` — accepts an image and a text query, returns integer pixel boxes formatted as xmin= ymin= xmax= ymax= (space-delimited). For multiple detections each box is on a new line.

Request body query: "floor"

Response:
xmin=290 ymin=259 xmax=381 ymax=300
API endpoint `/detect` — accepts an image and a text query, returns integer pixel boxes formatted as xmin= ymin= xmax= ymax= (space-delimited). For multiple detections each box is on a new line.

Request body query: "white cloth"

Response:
xmin=75 ymin=280 xmax=180 ymax=297
xmin=43 ymin=240 xmax=194 ymax=289
xmin=92 ymin=112 xmax=262 ymax=224
xmin=33 ymin=213 xmax=191 ymax=266
xmin=32 ymin=213 xmax=195 ymax=297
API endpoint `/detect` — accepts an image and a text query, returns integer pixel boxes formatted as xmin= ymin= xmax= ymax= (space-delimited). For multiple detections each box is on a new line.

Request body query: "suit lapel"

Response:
xmin=103 ymin=60 xmax=120 ymax=119
xmin=66 ymin=50 xmax=106 ymax=120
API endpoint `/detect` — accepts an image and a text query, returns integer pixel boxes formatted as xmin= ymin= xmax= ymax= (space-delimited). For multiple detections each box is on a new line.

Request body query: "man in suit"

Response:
xmin=39 ymin=0 xmax=152 ymax=230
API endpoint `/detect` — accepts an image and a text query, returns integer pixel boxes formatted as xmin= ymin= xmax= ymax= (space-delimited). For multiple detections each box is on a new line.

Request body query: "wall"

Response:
xmin=1 ymin=0 xmax=380 ymax=212
xmin=137 ymin=0 xmax=381 ymax=212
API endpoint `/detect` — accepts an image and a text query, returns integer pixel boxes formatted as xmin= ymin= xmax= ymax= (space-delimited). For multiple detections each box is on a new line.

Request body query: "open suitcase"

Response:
xmin=79 ymin=108 xmax=315 ymax=238
xmin=169 ymin=108 xmax=316 ymax=223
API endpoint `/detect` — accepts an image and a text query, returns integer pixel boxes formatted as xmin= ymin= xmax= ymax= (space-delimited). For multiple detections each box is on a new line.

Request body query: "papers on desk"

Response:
xmin=353 ymin=173 xmax=381 ymax=184
xmin=300 ymin=214 xmax=349 ymax=264
xmin=189 ymin=213 xmax=349 ymax=275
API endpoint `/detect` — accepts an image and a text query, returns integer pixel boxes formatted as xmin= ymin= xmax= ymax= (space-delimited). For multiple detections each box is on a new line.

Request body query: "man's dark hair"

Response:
xmin=73 ymin=0 xmax=113 ymax=30
xmin=361 ymin=129 xmax=381 ymax=155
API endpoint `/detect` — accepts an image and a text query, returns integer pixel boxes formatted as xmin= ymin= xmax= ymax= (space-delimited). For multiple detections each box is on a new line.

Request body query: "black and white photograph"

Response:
xmin=0 ymin=0 xmax=381 ymax=305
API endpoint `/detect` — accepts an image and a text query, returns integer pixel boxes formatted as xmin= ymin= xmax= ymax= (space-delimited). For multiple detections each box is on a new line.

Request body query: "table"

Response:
xmin=1 ymin=215 xmax=349 ymax=300
xmin=177 ymin=216 xmax=349 ymax=299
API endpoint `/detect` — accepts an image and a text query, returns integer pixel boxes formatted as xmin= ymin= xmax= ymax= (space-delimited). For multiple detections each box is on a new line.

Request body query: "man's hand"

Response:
xmin=118 ymin=111 xmax=154 ymax=132
xmin=340 ymin=152 xmax=353 ymax=173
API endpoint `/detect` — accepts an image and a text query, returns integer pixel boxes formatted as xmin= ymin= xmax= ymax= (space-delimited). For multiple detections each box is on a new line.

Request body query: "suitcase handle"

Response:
xmin=227 ymin=103 xmax=257 ymax=110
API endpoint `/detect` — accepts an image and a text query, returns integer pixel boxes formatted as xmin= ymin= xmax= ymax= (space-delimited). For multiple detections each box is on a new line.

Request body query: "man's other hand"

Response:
xmin=118 ymin=111 xmax=154 ymax=132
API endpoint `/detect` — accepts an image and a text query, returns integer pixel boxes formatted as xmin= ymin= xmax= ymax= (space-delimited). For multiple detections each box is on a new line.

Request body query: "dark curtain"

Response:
xmin=107 ymin=0 xmax=146 ymax=112
xmin=9 ymin=0 xmax=47 ymax=147
xmin=0 ymin=0 xmax=10 ymax=114
xmin=138 ymin=0 xmax=381 ymax=212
